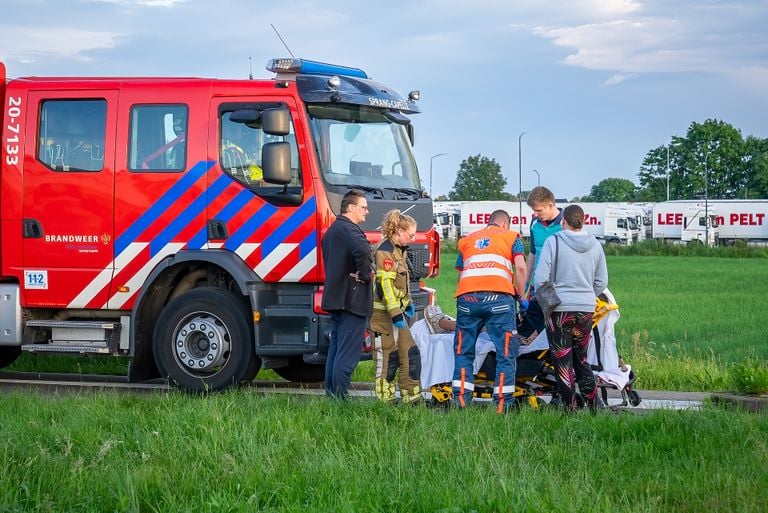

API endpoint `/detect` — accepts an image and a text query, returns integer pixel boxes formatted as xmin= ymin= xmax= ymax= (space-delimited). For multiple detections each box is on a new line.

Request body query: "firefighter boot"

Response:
xmin=374 ymin=378 xmax=396 ymax=403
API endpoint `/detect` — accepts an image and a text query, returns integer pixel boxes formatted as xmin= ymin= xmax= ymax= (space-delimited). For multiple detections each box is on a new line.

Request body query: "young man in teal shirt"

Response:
xmin=520 ymin=186 xmax=563 ymax=341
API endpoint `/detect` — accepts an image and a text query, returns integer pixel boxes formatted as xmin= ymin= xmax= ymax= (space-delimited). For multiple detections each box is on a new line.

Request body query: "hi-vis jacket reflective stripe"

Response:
xmin=455 ymin=225 xmax=521 ymax=297
xmin=373 ymin=238 xmax=411 ymax=317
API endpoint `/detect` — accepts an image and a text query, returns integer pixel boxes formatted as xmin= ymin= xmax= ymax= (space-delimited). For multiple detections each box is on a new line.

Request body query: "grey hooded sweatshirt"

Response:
xmin=533 ymin=230 xmax=608 ymax=313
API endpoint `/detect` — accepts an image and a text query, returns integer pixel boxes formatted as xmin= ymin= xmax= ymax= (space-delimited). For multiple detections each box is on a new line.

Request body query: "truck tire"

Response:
xmin=0 ymin=347 xmax=21 ymax=369
xmin=153 ymin=287 xmax=256 ymax=392
xmin=273 ymin=356 xmax=325 ymax=383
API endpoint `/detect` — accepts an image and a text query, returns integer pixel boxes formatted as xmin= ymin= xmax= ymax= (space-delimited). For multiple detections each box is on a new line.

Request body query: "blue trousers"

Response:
xmin=453 ymin=293 xmax=519 ymax=410
xmin=325 ymin=310 xmax=366 ymax=399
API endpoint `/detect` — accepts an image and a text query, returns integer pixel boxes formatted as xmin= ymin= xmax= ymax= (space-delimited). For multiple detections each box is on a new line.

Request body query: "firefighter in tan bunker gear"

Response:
xmin=370 ymin=210 xmax=422 ymax=404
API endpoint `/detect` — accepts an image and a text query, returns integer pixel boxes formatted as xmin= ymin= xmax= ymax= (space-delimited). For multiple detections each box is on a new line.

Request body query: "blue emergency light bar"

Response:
xmin=266 ymin=58 xmax=369 ymax=79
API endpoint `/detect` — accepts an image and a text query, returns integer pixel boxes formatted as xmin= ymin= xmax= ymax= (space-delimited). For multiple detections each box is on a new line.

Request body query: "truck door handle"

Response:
xmin=207 ymin=219 xmax=229 ymax=241
xmin=23 ymin=219 xmax=44 ymax=239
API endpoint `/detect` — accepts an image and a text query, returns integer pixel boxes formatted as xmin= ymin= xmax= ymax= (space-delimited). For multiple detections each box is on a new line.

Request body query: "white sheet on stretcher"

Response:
xmin=586 ymin=289 xmax=632 ymax=391
xmin=413 ymin=288 xmax=632 ymax=391
xmin=411 ymin=320 xmax=548 ymax=390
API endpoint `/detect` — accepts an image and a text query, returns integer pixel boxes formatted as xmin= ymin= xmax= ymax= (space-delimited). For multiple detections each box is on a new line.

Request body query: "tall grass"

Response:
xmin=602 ymin=239 xmax=768 ymax=258
xmin=1 ymin=392 xmax=767 ymax=513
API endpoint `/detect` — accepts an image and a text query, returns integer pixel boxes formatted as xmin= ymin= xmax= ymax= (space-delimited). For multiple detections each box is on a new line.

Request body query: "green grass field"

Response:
xmin=1 ymin=392 xmax=767 ymax=513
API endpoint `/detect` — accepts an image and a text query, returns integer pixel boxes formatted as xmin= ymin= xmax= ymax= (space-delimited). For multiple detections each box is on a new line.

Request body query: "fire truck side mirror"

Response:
xmin=262 ymin=142 xmax=291 ymax=185
xmin=261 ymin=108 xmax=291 ymax=136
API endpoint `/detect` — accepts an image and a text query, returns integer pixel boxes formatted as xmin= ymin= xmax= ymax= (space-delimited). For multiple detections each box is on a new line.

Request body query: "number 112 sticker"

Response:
xmin=24 ymin=270 xmax=48 ymax=289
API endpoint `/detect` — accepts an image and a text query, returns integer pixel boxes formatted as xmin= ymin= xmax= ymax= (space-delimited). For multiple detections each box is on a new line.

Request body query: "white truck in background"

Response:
xmin=681 ymin=204 xmax=720 ymax=245
xmin=653 ymin=200 xmax=767 ymax=245
xmin=616 ymin=203 xmax=653 ymax=240
xmin=561 ymin=203 xmax=640 ymax=245
xmin=460 ymin=201 xmax=534 ymax=237
xmin=433 ymin=201 xmax=461 ymax=241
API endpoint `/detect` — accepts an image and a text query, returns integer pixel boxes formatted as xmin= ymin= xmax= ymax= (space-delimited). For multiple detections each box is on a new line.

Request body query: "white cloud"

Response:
xmin=93 ymin=0 xmax=187 ymax=6
xmin=0 ymin=27 xmax=122 ymax=63
xmin=604 ymin=72 xmax=638 ymax=86
xmin=531 ymin=2 xmax=768 ymax=83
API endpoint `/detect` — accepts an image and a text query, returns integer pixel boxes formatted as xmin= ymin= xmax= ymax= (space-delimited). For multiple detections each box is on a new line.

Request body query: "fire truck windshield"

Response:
xmin=307 ymin=105 xmax=421 ymax=194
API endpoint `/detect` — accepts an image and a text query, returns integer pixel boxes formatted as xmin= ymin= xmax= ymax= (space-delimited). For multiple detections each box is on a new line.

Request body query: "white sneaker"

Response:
xmin=424 ymin=305 xmax=454 ymax=335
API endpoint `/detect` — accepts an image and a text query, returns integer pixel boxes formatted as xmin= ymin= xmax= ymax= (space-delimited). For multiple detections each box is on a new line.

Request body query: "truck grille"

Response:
xmin=407 ymin=245 xmax=431 ymax=280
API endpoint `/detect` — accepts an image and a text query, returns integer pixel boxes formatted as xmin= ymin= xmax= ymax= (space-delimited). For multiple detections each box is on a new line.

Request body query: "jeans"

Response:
xmin=452 ymin=292 xmax=519 ymax=411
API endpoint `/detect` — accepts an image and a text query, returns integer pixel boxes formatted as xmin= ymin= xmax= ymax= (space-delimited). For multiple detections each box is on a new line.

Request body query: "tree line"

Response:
xmin=440 ymin=119 xmax=768 ymax=202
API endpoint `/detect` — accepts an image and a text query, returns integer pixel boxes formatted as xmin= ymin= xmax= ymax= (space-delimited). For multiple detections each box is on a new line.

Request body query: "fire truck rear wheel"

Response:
xmin=273 ymin=356 xmax=325 ymax=383
xmin=153 ymin=287 xmax=255 ymax=392
xmin=0 ymin=346 xmax=22 ymax=369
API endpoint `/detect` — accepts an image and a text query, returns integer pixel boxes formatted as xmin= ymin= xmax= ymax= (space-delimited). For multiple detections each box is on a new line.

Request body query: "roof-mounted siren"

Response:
xmin=266 ymin=58 xmax=368 ymax=82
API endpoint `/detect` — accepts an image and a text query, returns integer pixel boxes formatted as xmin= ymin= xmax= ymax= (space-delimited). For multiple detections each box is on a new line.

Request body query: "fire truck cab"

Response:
xmin=0 ymin=59 xmax=439 ymax=391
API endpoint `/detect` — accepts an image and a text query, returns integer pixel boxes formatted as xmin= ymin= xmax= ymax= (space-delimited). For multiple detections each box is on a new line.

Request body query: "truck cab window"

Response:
xmin=219 ymin=106 xmax=302 ymax=191
xmin=128 ymin=104 xmax=188 ymax=172
xmin=38 ymin=99 xmax=107 ymax=172
xmin=307 ymin=104 xmax=420 ymax=196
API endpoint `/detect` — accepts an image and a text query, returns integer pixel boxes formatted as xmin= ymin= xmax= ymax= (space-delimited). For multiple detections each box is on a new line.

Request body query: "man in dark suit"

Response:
xmin=321 ymin=189 xmax=373 ymax=398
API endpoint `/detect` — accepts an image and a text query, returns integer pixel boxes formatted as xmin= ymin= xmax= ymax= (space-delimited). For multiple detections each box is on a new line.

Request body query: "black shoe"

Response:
xmin=589 ymin=395 xmax=607 ymax=414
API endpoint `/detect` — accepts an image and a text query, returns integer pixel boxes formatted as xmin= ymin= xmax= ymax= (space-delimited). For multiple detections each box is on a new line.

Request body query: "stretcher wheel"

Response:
xmin=627 ymin=390 xmax=642 ymax=407
xmin=527 ymin=396 xmax=543 ymax=411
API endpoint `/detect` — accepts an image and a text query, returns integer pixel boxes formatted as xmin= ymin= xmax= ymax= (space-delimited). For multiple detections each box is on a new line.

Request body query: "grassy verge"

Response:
xmin=602 ymin=239 xmax=768 ymax=258
xmin=1 ymin=391 xmax=767 ymax=513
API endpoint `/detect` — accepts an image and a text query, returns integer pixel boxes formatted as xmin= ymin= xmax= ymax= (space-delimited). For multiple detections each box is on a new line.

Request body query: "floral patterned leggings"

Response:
xmin=545 ymin=311 xmax=597 ymax=409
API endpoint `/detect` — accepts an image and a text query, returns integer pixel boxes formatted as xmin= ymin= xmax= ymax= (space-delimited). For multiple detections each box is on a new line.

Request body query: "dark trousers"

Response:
xmin=517 ymin=297 xmax=545 ymax=338
xmin=545 ymin=311 xmax=597 ymax=408
xmin=325 ymin=310 xmax=366 ymax=398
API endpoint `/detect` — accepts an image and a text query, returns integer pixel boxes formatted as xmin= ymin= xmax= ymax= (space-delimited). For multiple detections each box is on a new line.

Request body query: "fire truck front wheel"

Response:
xmin=0 ymin=347 xmax=22 ymax=369
xmin=153 ymin=287 xmax=255 ymax=392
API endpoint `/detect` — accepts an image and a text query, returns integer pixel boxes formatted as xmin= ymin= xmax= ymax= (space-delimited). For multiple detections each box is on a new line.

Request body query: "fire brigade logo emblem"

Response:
xmin=475 ymin=238 xmax=490 ymax=250
xmin=383 ymin=259 xmax=394 ymax=271
xmin=101 ymin=233 xmax=111 ymax=245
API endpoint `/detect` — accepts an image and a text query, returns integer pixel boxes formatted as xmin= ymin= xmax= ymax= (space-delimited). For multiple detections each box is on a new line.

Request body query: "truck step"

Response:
xmin=25 ymin=319 xmax=121 ymax=346
xmin=21 ymin=343 xmax=110 ymax=354
xmin=26 ymin=320 xmax=119 ymax=330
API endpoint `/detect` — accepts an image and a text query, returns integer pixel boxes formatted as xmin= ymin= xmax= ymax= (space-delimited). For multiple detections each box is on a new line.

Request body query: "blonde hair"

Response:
xmin=381 ymin=209 xmax=416 ymax=240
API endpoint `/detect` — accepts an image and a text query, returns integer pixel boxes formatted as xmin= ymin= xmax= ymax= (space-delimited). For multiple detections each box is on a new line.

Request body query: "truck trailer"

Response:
xmin=652 ymin=200 xmax=766 ymax=245
xmin=560 ymin=203 xmax=640 ymax=245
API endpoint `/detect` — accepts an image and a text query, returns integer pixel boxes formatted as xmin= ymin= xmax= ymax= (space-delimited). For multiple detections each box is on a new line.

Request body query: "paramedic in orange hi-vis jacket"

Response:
xmin=453 ymin=209 xmax=527 ymax=413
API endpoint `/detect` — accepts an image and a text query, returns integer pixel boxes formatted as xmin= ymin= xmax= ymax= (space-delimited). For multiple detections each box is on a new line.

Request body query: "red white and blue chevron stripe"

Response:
xmin=68 ymin=161 xmax=318 ymax=309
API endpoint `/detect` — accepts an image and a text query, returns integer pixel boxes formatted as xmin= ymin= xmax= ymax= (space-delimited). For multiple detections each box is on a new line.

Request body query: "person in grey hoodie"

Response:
xmin=533 ymin=204 xmax=608 ymax=410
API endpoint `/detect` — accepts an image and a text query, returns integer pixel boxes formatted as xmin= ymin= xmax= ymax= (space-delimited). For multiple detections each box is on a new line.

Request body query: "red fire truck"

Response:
xmin=0 ymin=58 xmax=439 ymax=391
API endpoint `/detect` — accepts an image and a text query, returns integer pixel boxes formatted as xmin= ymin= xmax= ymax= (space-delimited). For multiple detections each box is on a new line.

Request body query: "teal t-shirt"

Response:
xmin=530 ymin=209 xmax=563 ymax=270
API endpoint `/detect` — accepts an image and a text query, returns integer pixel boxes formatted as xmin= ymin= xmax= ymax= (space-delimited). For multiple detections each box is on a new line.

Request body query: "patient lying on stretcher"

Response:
xmin=410 ymin=305 xmax=550 ymax=394
xmin=411 ymin=290 xmax=632 ymax=396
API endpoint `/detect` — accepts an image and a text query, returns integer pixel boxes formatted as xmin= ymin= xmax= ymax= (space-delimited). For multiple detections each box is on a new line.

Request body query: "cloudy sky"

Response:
xmin=2 ymin=0 xmax=767 ymax=199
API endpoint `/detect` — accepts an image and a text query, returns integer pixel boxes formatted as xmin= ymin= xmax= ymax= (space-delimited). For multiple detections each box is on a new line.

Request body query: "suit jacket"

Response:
xmin=321 ymin=215 xmax=373 ymax=317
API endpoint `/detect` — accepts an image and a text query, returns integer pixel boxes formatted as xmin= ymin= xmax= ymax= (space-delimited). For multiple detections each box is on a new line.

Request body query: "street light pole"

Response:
xmin=666 ymin=145 xmax=670 ymax=201
xmin=532 ymin=168 xmax=540 ymax=187
xmin=429 ymin=153 xmax=447 ymax=197
xmin=703 ymin=151 xmax=709 ymax=247
xmin=518 ymin=132 xmax=527 ymax=232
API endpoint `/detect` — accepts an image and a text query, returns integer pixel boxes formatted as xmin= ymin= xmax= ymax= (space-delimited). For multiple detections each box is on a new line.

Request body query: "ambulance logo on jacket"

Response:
xmin=474 ymin=238 xmax=490 ymax=250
